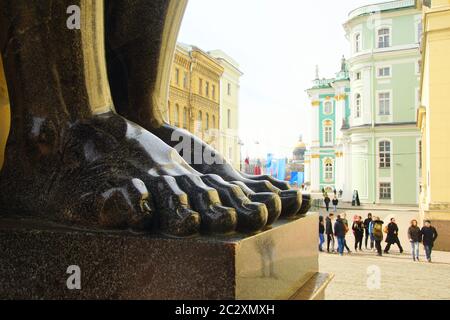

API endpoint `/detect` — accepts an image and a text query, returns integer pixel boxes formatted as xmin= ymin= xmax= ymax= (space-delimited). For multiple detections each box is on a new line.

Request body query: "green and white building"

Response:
xmin=306 ymin=0 xmax=422 ymax=205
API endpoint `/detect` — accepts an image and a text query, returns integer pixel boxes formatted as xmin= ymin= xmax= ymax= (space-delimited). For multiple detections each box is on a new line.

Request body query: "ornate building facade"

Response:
xmin=167 ymin=44 xmax=243 ymax=168
xmin=208 ymin=50 xmax=243 ymax=170
xmin=306 ymin=0 xmax=422 ymax=205
xmin=306 ymin=59 xmax=351 ymax=195
xmin=167 ymin=43 xmax=224 ymax=149
xmin=417 ymin=0 xmax=450 ymax=250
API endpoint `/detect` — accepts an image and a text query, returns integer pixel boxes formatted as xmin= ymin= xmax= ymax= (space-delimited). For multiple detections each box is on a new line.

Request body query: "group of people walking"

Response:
xmin=323 ymin=193 xmax=339 ymax=213
xmin=319 ymin=212 xmax=439 ymax=262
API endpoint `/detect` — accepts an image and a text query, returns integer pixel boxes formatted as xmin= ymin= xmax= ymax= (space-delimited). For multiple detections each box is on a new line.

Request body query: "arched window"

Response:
xmin=323 ymin=101 xmax=333 ymax=115
xmin=324 ymin=158 xmax=334 ymax=181
xmin=183 ymin=107 xmax=188 ymax=129
xmin=212 ymin=115 xmax=216 ymax=129
xmin=355 ymin=94 xmax=361 ymax=118
xmin=206 ymin=113 xmax=209 ymax=130
xmin=198 ymin=111 xmax=203 ymax=131
xmin=355 ymin=33 xmax=361 ymax=53
xmin=379 ymin=140 xmax=391 ymax=168
xmin=174 ymin=104 xmax=180 ymax=126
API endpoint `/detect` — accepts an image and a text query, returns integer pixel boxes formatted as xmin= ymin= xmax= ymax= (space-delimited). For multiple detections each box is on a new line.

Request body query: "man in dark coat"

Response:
xmin=384 ymin=218 xmax=403 ymax=254
xmin=324 ymin=195 xmax=331 ymax=212
xmin=325 ymin=213 xmax=335 ymax=253
xmin=334 ymin=215 xmax=346 ymax=256
xmin=364 ymin=213 xmax=373 ymax=250
xmin=421 ymin=220 xmax=438 ymax=263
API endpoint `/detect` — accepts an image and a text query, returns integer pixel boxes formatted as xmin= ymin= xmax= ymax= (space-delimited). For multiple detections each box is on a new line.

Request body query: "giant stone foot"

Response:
xmin=0 ymin=113 xmax=275 ymax=237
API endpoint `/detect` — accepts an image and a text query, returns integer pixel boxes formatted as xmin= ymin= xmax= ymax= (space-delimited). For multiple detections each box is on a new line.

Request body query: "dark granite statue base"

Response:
xmin=0 ymin=213 xmax=329 ymax=300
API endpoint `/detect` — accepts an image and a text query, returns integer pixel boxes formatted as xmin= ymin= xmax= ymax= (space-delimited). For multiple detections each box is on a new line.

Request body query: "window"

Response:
xmin=205 ymin=81 xmax=210 ymax=97
xmin=355 ymin=33 xmax=361 ymax=53
xmin=324 ymin=159 xmax=334 ymax=181
xmin=377 ymin=66 xmax=391 ymax=78
xmin=175 ymin=68 xmax=180 ymax=85
xmin=377 ymin=28 xmax=390 ymax=48
xmin=198 ymin=79 xmax=203 ymax=95
xmin=379 ymin=141 xmax=391 ymax=168
xmin=212 ymin=85 xmax=216 ymax=100
xmin=212 ymin=115 xmax=216 ymax=129
xmin=183 ymin=72 xmax=188 ymax=89
xmin=227 ymin=83 xmax=231 ymax=96
xmin=356 ymin=72 xmax=362 ymax=80
xmin=379 ymin=183 xmax=392 ymax=200
xmin=323 ymin=101 xmax=333 ymax=115
xmin=198 ymin=111 xmax=203 ymax=130
xmin=355 ymin=94 xmax=362 ymax=118
xmin=183 ymin=107 xmax=188 ymax=129
xmin=378 ymin=92 xmax=391 ymax=115
xmin=323 ymin=122 xmax=333 ymax=145
xmin=206 ymin=113 xmax=209 ymax=130
xmin=174 ymin=104 xmax=180 ymax=126
xmin=227 ymin=109 xmax=231 ymax=129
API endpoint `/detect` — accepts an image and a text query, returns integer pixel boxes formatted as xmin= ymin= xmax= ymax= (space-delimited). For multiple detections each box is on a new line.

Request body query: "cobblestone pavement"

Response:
xmin=319 ymin=209 xmax=450 ymax=300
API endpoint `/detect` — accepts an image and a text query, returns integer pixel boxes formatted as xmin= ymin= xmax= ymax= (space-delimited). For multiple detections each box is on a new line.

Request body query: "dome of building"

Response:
xmin=293 ymin=136 xmax=306 ymax=161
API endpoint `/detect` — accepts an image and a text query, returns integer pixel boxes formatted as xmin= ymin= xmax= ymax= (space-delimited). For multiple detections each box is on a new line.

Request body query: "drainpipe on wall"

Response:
xmin=371 ymin=48 xmax=376 ymax=205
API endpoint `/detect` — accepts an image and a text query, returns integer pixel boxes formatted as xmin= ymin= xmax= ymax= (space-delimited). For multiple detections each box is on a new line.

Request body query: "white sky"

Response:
xmin=178 ymin=0 xmax=377 ymax=159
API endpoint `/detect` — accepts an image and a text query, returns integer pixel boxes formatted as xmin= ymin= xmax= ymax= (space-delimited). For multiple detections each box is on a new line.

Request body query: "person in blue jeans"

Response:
xmin=421 ymin=220 xmax=438 ymax=263
xmin=368 ymin=219 xmax=375 ymax=251
xmin=319 ymin=216 xmax=325 ymax=252
xmin=408 ymin=219 xmax=422 ymax=262
xmin=334 ymin=215 xmax=346 ymax=256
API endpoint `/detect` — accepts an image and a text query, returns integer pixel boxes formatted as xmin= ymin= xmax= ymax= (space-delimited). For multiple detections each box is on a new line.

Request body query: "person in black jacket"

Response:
xmin=324 ymin=195 xmax=331 ymax=212
xmin=384 ymin=218 xmax=403 ymax=254
xmin=421 ymin=220 xmax=438 ymax=263
xmin=352 ymin=216 xmax=365 ymax=251
xmin=408 ymin=219 xmax=422 ymax=262
xmin=363 ymin=213 xmax=373 ymax=250
xmin=325 ymin=213 xmax=335 ymax=253
xmin=334 ymin=215 xmax=346 ymax=256
xmin=319 ymin=216 xmax=325 ymax=252
xmin=332 ymin=196 xmax=338 ymax=212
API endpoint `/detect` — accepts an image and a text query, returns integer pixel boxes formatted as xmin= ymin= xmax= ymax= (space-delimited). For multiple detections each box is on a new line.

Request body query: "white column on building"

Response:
xmin=310 ymin=98 xmax=320 ymax=192
xmin=304 ymin=156 xmax=311 ymax=185
xmin=343 ymin=135 xmax=353 ymax=202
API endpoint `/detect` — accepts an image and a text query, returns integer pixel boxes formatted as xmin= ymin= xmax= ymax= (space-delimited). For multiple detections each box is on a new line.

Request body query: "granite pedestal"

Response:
xmin=0 ymin=213 xmax=330 ymax=299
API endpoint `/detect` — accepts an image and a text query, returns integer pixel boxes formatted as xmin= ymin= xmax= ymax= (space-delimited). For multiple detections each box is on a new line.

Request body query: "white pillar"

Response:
xmin=343 ymin=137 xmax=353 ymax=202
xmin=310 ymin=156 xmax=320 ymax=192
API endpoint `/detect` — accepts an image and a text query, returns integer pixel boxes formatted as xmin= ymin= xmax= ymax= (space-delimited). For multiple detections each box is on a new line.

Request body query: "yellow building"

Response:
xmin=168 ymin=44 xmax=223 ymax=149
xmin=417 ymin=0 xmax=450 ymax=251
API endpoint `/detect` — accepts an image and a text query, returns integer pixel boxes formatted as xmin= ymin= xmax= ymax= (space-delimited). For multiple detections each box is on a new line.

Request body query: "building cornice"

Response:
xmin=347 ymin=45 xmax=420 ymax=66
